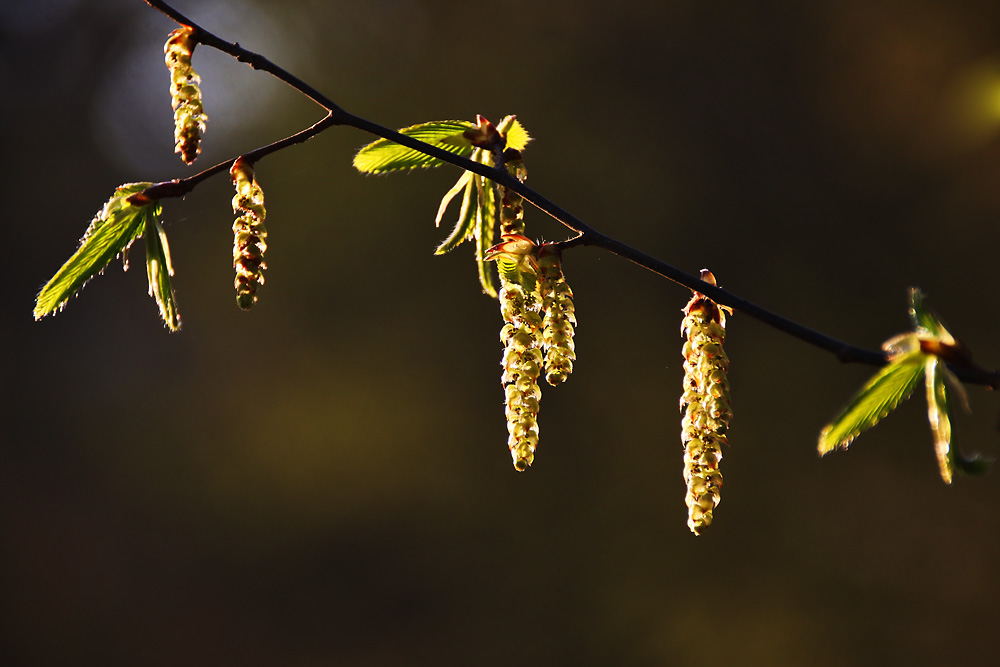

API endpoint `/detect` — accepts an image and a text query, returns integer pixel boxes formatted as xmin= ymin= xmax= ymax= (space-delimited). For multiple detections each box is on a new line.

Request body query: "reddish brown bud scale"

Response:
xmin=127 ymin=192 xmax=154 ymax=207
xmin=918 ymin=337 xmax=972 ymax=365
xmin=463 ymin=115 xmax=503 ymax=151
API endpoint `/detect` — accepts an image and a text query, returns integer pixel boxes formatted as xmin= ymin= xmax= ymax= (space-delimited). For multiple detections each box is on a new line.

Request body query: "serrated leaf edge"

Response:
xmin=817 ymin=350 xmax=927 ymax=455
xmin=353 ymin=120 xmax=475 ymax=174
xmin=34 ymin=183 xmax=154 ymax=320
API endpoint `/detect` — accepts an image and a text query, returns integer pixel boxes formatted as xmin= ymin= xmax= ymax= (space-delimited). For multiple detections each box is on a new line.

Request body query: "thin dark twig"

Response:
xmin=133 ymin=113 xmax=336 ymax=201
xmin=140 ymin=0 xmax=999 ymax=390
xmin=143 ymin=0 xmax=343 ymax=113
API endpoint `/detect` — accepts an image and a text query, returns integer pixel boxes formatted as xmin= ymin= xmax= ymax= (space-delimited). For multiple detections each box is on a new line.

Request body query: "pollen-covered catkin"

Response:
xmin=499 ymin=281 xmax=545 ymax=471
xmin=680 ymin=271 xmax=731 ymax=535
xmin=499 ymin=149 xmax=527 ymax=236
xmin=536 ymin=245 xmax=576 ymax=386
xmin=164 ymin=26 xmax=207 ymax=164
xmin=230 ymin=158 xmax=267 ymax=310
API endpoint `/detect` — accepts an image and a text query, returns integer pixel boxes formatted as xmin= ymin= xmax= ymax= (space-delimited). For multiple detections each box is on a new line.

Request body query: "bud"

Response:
xmin=680 ymin=271 xmax=732 ymax=535
xmin=164 ymin=26 xmax=208 ymax=164
xmin=230 ymin=158 xmax=268 ymax=309
xmin=463 ymin=114 xmax=502 ymax=150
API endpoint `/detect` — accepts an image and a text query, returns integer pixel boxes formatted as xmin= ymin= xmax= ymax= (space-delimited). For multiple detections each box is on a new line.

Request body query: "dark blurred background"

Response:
xmin=4 ymin=0 xmax=1000 ymax=665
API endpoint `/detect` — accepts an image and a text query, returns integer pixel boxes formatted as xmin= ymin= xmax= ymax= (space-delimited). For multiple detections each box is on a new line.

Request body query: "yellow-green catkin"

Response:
xmin=230 ymin=158 xmax=267 ymax=310
xmin=164 ymin=26 xmax=207 ymax=164
xmin=536 ymin=244 xmax=576 ymax=385
xmin=499 ymin=280 xmax=545 ymax=471
xmin=680 ymin=270 xmax=732 ymax=535
xmin=499 ymin=149 xmax=527 ymax=236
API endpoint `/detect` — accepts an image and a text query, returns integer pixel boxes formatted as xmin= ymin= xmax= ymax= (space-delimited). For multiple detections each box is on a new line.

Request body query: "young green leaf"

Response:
xmin=435 ymin=171 xmax=472 ymax=228
xmin=925 ymin=357 xmax=953 ymax=483
xmin=144 ymin=216 xmax=181 ymax=332
xmin=475 ymin=170 xmax=499 ymax=297
xmin=926 ymin=357 xmax=991 ymax=480
xmin=496 ymin=115 xmax=531 ymax=152
xmin=818 ymin=350 xmax=927 ymax=455
xmin=823 ymin=289 xmax=991 ymax=481
xmin=353 ymin=120 xmax=475 ymax=174
xmin=34 ymin=183 xmax=156 ymax=320
xmin=434 ymin=172 xmax=477 ymax=255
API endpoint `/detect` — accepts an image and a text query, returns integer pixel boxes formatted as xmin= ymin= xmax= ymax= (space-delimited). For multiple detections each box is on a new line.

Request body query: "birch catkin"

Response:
xmin=230 ymin=158 xmax=268 ymax=309
xmin=680 ymin=270 xmax=732 ymax=534
xmin=164 ymin=26 xmax=207 ymax=164
xmin=536 ymin=244 xmax=576 ymax=386
xmin=499 ymin=149 xmax=527 ymax=236
xmin=499 ymin=282 xmax=544 ymax=471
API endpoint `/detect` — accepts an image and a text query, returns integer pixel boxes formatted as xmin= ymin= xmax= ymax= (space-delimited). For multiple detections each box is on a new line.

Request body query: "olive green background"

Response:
xmin=4 ymin=1 xmax=1000 ymax=665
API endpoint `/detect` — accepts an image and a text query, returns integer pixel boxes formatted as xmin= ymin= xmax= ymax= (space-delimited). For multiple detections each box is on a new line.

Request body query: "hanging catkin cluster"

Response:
xmin=499 ymin=279 xmax=545 ymax=471
xmin=481 ymin=121 xmax=576 ymax=470
xmin=488 ymin=235 xmax=579 ymax=470
xmin=536 ymin=245 xmax=576 ymax=386
xmin=164 ymin=26 xmax=207 ymax=164
xmin=680 ymin=270 xmax=732 ymax=535
xmin=230 ymin=158 xmax=268 ymax=310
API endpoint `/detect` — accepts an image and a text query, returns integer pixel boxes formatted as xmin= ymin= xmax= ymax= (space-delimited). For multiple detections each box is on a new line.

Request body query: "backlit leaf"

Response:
xmin=818 ymin=350 xmax=926 ymax=455
xmin=353 ymin=120 xmax=474 ymax=174
xmin=34 ymin=183 xmax=155 ymax=320
xmin=925 ymin=357 xmax=953 ymax=483
xmin=926 ymin=358 xmax=991 ymax=480
xmin=435 ymin=171 xmax=472 ymax=228
xmin=434 ymin=172 xmax=477 ymax=255
xmin=144 ymin=216 xmax=181 ymax=332
xmin=475 ymin=168 xmax=499 ymax=297
xmin=497 ymin=115 xmax=531 ymax=151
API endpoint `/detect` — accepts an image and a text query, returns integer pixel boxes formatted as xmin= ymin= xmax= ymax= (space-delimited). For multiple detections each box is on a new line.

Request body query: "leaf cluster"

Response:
xmin=34 ymin=183 xmax=180 ymax=331
xmin=819 ymin=289 xmax=989 ymax=482
xmin=354 ymin=116 xmax=531 ymax=297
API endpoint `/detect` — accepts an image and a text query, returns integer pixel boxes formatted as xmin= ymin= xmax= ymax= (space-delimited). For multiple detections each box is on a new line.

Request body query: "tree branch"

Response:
xmin=132 ymin=112 xmax=336 ymax=201
xmin=139 ymin=0 xmax=999 ymax=390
